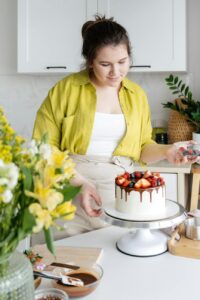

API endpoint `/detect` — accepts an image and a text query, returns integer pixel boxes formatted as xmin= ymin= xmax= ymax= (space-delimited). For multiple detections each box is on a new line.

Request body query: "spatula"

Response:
xmin=34 ymin=270 xmax=84 ymax=287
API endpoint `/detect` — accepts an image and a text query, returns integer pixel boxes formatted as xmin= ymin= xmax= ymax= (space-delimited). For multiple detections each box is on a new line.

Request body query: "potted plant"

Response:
xmin=162 ymin=74 xmax=200 ymax=143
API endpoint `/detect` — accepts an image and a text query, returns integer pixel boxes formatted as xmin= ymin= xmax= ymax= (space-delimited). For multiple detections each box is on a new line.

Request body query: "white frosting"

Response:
xmin=115 ymin=185 xmax=166 ymax=219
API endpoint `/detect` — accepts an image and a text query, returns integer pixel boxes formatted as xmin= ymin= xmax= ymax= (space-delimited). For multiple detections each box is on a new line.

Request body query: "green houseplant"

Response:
xmin=163 ymin=74 xmax=200 ymax=134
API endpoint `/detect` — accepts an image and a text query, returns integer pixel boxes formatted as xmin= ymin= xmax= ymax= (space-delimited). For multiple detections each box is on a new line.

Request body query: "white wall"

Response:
xmin=0 ymin=0 xmax=200 ymax=139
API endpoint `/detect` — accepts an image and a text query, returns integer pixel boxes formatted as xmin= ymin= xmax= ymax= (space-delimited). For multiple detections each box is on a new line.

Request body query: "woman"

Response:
xmin=33 ymin=16 xmax=197 ymax=237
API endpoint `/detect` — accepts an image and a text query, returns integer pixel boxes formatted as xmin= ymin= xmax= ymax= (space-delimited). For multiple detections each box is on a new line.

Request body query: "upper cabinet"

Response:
xmin=17 ymin=0 xmax=98 ymax=73
xmin=17 ymin=0 xmax=186 ymax=73
xmin=98 ymin=0 xmax=186 ymax=72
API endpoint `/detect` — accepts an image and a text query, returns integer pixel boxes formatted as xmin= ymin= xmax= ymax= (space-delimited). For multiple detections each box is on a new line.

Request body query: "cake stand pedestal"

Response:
xmin=103 ymin=199 xmax=186 ymax=257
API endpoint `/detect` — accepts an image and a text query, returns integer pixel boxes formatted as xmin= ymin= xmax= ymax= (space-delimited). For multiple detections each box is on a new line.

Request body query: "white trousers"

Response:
xmin=31 ymin=155 xmax=135 ymax=245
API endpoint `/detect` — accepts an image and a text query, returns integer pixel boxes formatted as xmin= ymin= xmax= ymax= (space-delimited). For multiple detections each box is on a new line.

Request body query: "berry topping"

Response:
xmin=130 ymin=172 xmax=135 ymax=179
xmin=143 ymin=171 xmax=152 ymax=178
xmin=122 ymin=179 xmax=131 ymax=187
xmin=179 ymin=146 xmax=185 ymax=152
xmin=115 ymin=170 xmax=165 ymax=189
xmin=116 ymin=176 xmax=126 ymax=186
xmin=123 ymin=172 xmax=131 ymax=179
xmin=128 ymin=182 xmax=135 ymax=188
xmin=134 ymin=171 xmax=142 ymax=178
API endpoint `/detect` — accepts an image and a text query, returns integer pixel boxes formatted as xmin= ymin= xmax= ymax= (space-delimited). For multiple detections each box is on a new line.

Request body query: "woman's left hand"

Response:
xmin=166 ymin=140 xmax=200 ymax=164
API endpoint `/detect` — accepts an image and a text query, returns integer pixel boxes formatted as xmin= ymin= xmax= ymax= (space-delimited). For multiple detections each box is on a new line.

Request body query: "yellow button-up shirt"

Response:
xmin=32 ymin=70 xmax=155 ymax=162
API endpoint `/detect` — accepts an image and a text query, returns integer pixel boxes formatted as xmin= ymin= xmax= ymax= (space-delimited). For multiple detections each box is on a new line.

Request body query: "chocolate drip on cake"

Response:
xmin=117 ymin=184 xmax=164 ymax=203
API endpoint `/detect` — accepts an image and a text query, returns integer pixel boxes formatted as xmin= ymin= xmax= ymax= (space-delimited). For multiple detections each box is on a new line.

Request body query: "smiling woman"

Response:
xmin=32 ymin=15 xmax=198 ymax=242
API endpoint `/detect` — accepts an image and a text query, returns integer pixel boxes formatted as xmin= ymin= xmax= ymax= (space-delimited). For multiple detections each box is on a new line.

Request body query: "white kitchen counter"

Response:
xmin=135 ymin=159 xmax=191 ymax=174
xmin=40 ymin=226 xmax=200 ymax=300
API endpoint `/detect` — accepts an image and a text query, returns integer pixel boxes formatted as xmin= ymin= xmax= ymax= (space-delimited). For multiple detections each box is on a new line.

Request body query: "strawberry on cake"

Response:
xmin=115 ymin=171 xmax=166 ymax=219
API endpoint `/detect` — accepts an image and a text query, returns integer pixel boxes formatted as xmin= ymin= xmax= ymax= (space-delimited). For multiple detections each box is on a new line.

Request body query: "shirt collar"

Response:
xmin=72 ymin=69 xmax=135 ymax=93
xmin=121 ymin=77 xmax=135 ymax=93
xmin=72 ymin=69 xmax=91 ymax=85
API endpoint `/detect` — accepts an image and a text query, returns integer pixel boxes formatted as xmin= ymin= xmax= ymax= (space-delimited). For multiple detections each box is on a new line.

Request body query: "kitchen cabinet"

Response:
xmin=17 ymin=0 xmax=98 ymax=73
xmin=18 ymin=0 xmax=186 ymax=73
xmin=98 ymin=0 xmax=186 ymax=72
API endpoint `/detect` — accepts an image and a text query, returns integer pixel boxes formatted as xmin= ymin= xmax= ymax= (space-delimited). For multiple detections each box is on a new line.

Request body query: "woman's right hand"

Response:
xmin=79 ymin=182 xmax=102 ymax=217
xmin=70 ymin=171 xmax=102 ymax=217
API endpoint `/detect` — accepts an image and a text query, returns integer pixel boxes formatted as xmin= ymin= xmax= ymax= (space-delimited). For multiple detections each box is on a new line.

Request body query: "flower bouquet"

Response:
xmin=0 ymin=107 xmax=81 ymax=261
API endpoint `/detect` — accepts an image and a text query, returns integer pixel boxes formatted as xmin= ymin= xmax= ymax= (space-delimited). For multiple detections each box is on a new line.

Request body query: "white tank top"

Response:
xmin=86 ymin=112 xmax=126 ymax=156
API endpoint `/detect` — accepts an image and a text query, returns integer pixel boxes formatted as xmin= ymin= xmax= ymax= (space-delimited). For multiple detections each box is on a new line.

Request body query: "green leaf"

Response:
xmin=22 ymin=207 xmax=36 ymax=233
xmin=174 ymin=76 xmax=178 ymax=84
xmin=58 ymin=185 xmax=81 ymax=202
xmin=169 ymin=86 xmax=178 ymax=90
xmin=178 ymin=80 xmax=182 ymax=87
xmin=181 ymin=84 xmax=185 ymax=92
xmin=21 ymin=166 xmax=32 ymax=190
xmin=185 ymin=86 xmax=189 ymax=96
xmin=165 ymin=74 xmax=173 ymax=82
xmin=172 ymin=91 xmax=179 ymax=95
xmin=44 ymin=228 xmax=55 ymax=256
xmin=188 ymin=91 xmax=193 ymax=100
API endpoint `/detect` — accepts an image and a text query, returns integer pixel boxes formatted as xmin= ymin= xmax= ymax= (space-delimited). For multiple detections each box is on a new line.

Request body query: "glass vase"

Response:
xmin=0 ymin=251 xmax=34 ymax=300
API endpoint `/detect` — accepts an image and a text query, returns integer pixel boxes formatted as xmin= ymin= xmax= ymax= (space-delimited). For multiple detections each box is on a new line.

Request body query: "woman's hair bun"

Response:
xmin=81 ymin=20 xmax=95 ymax=38
xmin=81 ymin=15 xmax=113 ymax=38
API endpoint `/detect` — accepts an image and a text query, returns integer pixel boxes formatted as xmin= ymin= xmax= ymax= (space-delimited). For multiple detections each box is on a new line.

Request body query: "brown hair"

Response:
xmin=81 ymin=15 xmax=132 ymax=68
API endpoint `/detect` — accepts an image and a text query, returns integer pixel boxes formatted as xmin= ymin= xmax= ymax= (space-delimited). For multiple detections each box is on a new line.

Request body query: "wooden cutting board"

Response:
xmin=32 ymin=245 xmax=103 ymax=267
xmin=168 ymin=224 xmax=200 ymax=259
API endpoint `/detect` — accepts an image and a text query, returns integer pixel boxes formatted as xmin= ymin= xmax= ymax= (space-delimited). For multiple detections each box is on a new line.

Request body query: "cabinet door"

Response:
xmin=98 ymin=0 xmax=186 ymax=72
xmin=18 ymin=0 xmax=97 ymax=73
xmin=160 ymin=173 xmax=177 ymax=202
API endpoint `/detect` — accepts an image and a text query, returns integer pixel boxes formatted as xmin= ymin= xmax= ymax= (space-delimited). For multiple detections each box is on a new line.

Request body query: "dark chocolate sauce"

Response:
xmin=58 ymin=272 xmax=97 ymax=287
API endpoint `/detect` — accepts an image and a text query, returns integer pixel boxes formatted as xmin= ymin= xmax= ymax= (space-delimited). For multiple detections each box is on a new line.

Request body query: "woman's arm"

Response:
xmin=140 ymin=142 xmax=199 ymax=165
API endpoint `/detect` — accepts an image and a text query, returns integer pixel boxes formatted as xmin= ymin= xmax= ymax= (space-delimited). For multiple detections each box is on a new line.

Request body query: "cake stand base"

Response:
xmin=116 ymin=229 xmax=168 ymax=256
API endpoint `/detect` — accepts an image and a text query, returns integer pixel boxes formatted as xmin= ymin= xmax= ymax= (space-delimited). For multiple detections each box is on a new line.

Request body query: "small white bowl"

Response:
xmin=35 ymin=287 xmax=69 ymax=300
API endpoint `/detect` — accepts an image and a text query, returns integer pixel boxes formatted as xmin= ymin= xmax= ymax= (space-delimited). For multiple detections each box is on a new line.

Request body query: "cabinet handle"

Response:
xmin=46 ymin=66 xmax=67 ymax=69
xmin=130 ymin=65 xmax=151 ymax=68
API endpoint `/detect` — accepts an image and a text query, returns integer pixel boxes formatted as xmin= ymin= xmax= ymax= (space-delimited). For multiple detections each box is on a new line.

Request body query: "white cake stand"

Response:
xmin=102 ymin=199 xmax=186 ymax=257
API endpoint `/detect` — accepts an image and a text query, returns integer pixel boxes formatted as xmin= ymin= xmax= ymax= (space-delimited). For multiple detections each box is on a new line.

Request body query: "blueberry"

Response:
xmin=183 ymin=150 xmax=189 ymax=156
xmin=128 ymin=182 xmax=135 ymax=188
xmin=130 ymin=173 xmax=135 ymax=179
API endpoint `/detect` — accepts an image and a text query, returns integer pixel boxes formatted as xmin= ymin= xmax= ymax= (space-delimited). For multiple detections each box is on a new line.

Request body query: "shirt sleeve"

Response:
xmin=140 ymin=94 xmax=156 ymax=152
xmin=32 ymin=88 xmax=62 ymax=149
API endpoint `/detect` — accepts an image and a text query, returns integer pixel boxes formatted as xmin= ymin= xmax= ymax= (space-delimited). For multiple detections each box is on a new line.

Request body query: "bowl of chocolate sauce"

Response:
xmin=52 ymin=264 xmax=103 ymax=298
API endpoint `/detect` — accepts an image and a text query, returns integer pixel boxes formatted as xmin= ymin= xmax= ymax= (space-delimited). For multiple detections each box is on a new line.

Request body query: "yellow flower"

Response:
xmin=15 ymin=135 xmax=25 ymax=145
xmin=51 ymin=200 xmax=76 ymax=220
xmin=50 ymin=148 xmax=75 ymax=178
xmin=25 ymin=178 xmax=63 ymax=211
xmin=0 ymin=145 xmax=13 ymax=163
xmin=50 ymin=148 xmax=68 ymax=169
xmin=29 ymin=203 xmax=53 ymax=232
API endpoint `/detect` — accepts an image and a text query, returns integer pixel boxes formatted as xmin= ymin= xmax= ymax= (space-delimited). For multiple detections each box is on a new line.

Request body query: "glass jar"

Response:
xmin=155 ymin=132 xmax=168 ymax=144
xmin=0 ymin=251 xmax=34 ymax=300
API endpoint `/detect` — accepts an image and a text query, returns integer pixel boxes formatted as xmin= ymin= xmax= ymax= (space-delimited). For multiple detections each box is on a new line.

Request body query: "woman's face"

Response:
xmin=90 ymin=44 xmax=130 ymax=88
